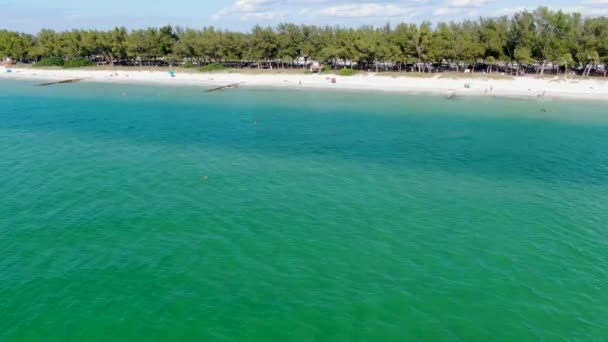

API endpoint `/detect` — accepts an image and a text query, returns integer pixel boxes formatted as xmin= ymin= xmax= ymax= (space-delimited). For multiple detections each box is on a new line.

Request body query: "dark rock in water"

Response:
xmin=205 ymin=83 xmax=241 ymax=92
xmin=36 ymin=79 xmax=84 ymax=86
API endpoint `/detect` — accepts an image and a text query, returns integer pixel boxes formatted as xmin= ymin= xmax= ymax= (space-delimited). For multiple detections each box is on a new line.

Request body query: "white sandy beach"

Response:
xmin=2 ymin=67 xmax=608 ymax=101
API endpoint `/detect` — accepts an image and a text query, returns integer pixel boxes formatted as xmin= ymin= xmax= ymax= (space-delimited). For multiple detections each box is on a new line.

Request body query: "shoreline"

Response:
xmin=2 ymin=67 xmax=608 ymax=101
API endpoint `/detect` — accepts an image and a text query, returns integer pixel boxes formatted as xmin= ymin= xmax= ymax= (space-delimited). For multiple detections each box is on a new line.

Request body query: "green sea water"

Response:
xmin=1 ymin=79 xmax=607 ymax=341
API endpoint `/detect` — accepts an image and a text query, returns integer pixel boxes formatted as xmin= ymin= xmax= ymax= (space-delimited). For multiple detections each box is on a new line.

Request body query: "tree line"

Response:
xmin=1 ymin=7 xmax=607 ymax=76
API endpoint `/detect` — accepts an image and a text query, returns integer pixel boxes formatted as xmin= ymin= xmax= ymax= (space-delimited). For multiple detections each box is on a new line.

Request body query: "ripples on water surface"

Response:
xmin=1 ymin=80 xmax=607 ymax=340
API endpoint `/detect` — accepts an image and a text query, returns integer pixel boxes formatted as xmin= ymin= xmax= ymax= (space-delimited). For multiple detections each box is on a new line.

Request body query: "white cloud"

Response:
xmin=242 ymin=11 xmax=288 ymax=20
xmin=434 ymin=0 xmax=491 ymax=17
xmin=214 ymin=0 xmax=423 ymax=21
xmin=491 ymin=6 xmax=526 ymax=16
xmin=234 ymin=0 xmax=279 ymax=11
xmin=489 ymin=4 xmax=608 ymax=18
xmin=582 ymin=0 xmax=608 ymax=4
xmin=212 ymin=0 xmax=604 ymax=25
xmin=448 ymin=0 xmax=490 ymax=7
xmin=317 ymin=3 xmax=415 ymax=17
xmin=433 ymin=7 xmax=463 ymax=16
xmin=556 ymin=5 xmax=608 ymax=16
xmin=214 ymin=0 xmax=282 ymax=20
xmin=576 ymin=0 xmax=608 ymax=16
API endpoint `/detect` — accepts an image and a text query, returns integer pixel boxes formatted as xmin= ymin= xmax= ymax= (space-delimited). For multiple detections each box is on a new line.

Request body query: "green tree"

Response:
xmin=480 ymin=16 xmax=509 ymax=72
xmin=3 ymin=9 xmax=607 ymax=77
xmin=249 ymin=26 xmax=278 ymax=68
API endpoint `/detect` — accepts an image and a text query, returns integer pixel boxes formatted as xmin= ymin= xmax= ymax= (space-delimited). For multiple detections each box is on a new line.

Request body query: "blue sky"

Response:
xmin=3 ymin=0 xmax=607 ymax=32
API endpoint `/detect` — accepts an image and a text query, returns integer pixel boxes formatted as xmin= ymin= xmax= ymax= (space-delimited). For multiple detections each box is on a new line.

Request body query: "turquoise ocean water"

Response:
xmin=1 ymin=80 xmax=607 ymax=341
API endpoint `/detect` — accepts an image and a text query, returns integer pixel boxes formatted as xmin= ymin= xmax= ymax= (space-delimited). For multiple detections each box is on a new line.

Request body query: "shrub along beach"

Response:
xmin=1 ymin=7 xmax=607 ymax=76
